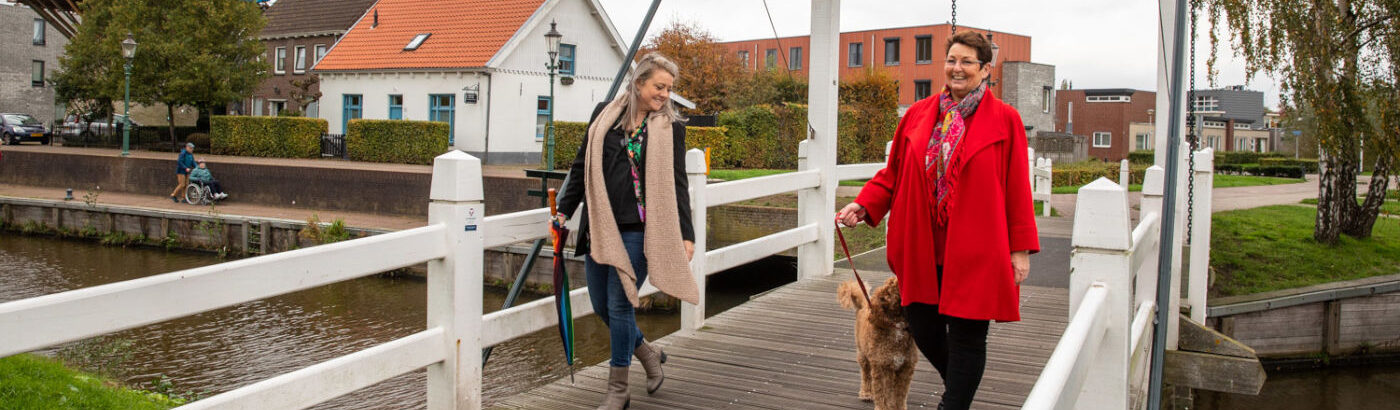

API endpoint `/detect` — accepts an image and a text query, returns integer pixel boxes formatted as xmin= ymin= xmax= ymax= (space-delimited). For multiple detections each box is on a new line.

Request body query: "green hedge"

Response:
xmin=346 ymin=119 xmax=449 ymax=165
xmin=1053 ymin=160 xmax=1150 ymax=187
xmin=547 ymin=122 xmax=733 ymax=170
xmin=1128 ymin=150 xmax=1154 ymax=164
xmin=1259 ymin=157 xmax=1319 ymax=173
xmin=545 ymin=121 xmax=589 ymax=169
xmin=547 ymin=103 xmax=895 ymax=170
xmin=1216 ymin=151 xmax=1284 ymax=166
xmin=211 ymin=115 xmax=325 ymax=158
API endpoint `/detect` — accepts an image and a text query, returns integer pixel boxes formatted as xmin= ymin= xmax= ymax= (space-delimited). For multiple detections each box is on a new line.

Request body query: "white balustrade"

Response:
xmin=1186 ymin=148 xmax=1215 ymax=323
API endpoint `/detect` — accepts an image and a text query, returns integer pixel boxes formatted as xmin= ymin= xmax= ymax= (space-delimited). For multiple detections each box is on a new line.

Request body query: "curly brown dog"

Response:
xmin=839 ymin=276 xmax=918 ymax=410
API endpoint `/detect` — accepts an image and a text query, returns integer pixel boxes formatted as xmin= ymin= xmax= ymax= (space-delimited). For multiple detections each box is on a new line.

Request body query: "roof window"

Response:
xmin=405 ymin=33 xmax=431 ymax=51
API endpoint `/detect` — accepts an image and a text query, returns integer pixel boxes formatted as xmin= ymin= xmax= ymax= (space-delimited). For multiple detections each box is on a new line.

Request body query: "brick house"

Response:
xmin=1191 ymin=86 xmax=1276 ymax=153
xmin=1054 ymin=88 xmax=1157 ymax=161
xmin=240 ymin=0 xmax=377 ymax=117
xmin=1 ymin=1 xmax=68 ymax=125
xmin=717 ymin=24 xmax=1034 ymax=110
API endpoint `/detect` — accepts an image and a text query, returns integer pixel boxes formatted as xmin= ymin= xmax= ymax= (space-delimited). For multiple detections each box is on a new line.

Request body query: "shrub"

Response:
xmin=685 ymin=126 xmax=730 ymax=168
xmin=1128 ymin=150 xmax=1154 ymax=164
xmin=1052 ymin=160 xmax=1150 ymax=187
xmin=1260 ymin=157 xmax=1319 ymax=173
xmin=718 ymin=105 xmax=783 ymax=168
xmin=1216 ymin=164 xmax=1244 ymax=174
xmin=346 ymin=119 xmax=448 ymax=165
xmin=185 ymin=133 xmax=210 ymax=150
xmin=1254 ymin=165 xmax=1305 ymax=178
xmin=210 ymin=115 xmax=325 ymax=158
xmin=1216 ymin=151 xmax=1284 ymax=166
xmin=546 ymin=121 xmax=588 ymax=170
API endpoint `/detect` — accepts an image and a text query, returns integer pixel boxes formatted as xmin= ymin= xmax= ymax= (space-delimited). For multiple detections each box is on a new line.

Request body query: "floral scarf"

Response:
xmin=925 ymin=82 xmax=986 ymax=226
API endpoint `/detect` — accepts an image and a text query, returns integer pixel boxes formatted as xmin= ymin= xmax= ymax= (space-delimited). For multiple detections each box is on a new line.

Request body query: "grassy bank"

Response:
xmin=707 ymin=169 xmax=869 ymax=187
xmin=0 ymin=354 xmax=182 ymax=409
xmin=1210 ymin=205 xmax=1400 ymax=297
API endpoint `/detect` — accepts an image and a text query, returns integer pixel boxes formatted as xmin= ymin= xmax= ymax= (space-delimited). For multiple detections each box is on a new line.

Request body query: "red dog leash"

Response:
xmin=835 ymin=219 xmax=873 ymax=306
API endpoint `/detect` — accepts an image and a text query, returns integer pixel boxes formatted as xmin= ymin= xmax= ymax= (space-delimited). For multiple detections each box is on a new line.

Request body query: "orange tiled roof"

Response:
xmin=313 ymin=0 xmax=547 ymax=71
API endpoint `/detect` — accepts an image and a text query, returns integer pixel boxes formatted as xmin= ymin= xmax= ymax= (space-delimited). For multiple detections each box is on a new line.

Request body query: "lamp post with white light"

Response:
xmin=120 ymin=33 xmax=137 ymax=157
xmin=544 ymin=21 xmax=562 ymax=170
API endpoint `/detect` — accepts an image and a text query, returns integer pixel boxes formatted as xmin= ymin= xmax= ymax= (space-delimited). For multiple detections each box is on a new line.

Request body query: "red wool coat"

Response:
xmin=855 ymin=92 xmax=1040 ymax=322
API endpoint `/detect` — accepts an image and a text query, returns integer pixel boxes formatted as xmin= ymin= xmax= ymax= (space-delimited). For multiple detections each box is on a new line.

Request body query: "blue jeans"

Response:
xmin=585 ymin=231 xmax=648 ymax=367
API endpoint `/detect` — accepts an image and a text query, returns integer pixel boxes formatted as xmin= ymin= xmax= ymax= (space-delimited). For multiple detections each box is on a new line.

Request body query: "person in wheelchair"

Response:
xmin=189 ymin=161 xmax=227 ymax=200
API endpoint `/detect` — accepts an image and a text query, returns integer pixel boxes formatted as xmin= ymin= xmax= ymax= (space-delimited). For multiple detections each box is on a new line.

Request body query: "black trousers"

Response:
xmin=904 ymin=268 xmax=990 ymax=410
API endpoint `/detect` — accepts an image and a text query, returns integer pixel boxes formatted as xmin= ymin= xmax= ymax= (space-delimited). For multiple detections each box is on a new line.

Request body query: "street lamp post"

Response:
xmin=120 ymin=33 xmax=137 ymax=157
xmin=544 ymin=21 xmax=562 ymax=170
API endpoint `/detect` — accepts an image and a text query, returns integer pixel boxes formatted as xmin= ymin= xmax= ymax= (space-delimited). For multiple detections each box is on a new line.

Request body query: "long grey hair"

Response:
xmin=616 ymin=52 xmax=687 ymax=130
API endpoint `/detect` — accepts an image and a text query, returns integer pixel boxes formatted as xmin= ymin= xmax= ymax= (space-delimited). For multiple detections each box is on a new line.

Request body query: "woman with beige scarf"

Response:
xmin=555 ymin=52 xmax=699 ymax=410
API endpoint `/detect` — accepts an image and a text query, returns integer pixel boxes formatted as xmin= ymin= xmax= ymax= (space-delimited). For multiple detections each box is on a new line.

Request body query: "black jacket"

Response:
xmin=556 ymin=103 xmax=694 ymax=256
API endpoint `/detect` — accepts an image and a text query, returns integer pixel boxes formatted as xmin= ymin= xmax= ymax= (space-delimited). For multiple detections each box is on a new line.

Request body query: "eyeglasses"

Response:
xmin=945 ymin=58 xmax=983 ymax=69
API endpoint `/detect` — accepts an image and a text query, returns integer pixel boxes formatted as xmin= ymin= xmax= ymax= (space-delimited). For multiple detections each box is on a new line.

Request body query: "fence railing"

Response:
xmin=1025 ymin=147 xmax=1215 ymax=410
xmin=1029 ymin=147 xmax=1054 ymax=216
xmin=0 ymin=140 xmax=887 ymax=409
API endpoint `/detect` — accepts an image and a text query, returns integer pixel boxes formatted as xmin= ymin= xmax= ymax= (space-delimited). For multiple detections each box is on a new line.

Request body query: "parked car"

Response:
xmin=58 ymin=114 xmax=141 ymax=139
xmin=0 ymin=113 xmax=51 ymax=145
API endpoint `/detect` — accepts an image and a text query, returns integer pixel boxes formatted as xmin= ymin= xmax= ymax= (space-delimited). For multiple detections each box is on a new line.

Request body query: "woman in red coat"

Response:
xmin=838 ymin=31 xmax=1039 ymax=410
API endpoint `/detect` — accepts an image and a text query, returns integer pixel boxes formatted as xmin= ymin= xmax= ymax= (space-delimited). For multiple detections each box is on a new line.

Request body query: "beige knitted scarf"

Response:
xmin=584 ymin=95 xmax=699 ymax=307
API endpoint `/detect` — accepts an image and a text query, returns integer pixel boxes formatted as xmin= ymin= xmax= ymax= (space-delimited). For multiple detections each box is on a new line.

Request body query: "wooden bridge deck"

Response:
xmin=490 ymin=269 xmax=1070 ymax=410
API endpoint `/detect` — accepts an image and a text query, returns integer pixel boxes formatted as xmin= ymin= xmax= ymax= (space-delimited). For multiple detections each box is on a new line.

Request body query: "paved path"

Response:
xmin=491 ymin=268 xmax=1069 ymax=410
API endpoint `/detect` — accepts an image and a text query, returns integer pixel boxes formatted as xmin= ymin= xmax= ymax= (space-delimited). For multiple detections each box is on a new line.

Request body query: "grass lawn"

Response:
xmin=706 ymin=169 xmax=871 ymax=187
xmin=0 ymin=354 xmax=182 ymax=409
xmin=1051 ymin=174 xmax=1305 ymax=195
xmin=1213 ymin=174 xmax=1307 ymax=188
xmin=1209 ymin=205 xmax=1400 ymax=297
xmin=1300 ymin=196 xmax=1400 ymax=215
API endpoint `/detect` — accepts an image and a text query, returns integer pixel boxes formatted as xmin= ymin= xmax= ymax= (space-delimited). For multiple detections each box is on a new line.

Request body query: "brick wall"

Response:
xmin=246 ymin=35 xmax=337 ymax=116
xmin=1054 ymin=89 xmax=1157 ymax=161
xmin=0 ymin=149 xmax=554 ymax=216
xmin=0 ymin=3 xmax=67 ymax=125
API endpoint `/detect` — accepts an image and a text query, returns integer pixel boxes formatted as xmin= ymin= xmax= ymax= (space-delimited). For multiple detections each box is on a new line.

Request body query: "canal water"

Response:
xmin=1196 ymin=364 xmax=1400 ymax=410
xmin=0 ymin=234 xmax=794 ymax=408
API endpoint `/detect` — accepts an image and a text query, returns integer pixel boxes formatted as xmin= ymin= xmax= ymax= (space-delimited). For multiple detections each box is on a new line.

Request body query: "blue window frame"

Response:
xmin=429 ymin=94 xmax=455 ymax=144
xmin=536 ymin=96 xmax=551 ymax=141
xmin=342 ymin=94 xmax=362 ymax=134
xmin=559 ymin=44 xmax=576 ymax=75
xmin=388 ymin=94 xmax=403 ymax=120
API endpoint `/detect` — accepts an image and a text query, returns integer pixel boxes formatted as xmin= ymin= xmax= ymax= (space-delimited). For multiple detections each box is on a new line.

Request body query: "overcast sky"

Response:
xmin=594 ymin=0 xmax=1283 ymax=110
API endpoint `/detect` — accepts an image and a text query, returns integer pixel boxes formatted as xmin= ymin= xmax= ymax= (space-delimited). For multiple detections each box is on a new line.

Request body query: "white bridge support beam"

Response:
xmin=426 ymin=151 xmax=486 ymax=410
xmin=682 ymin=149 xmax=708 ymax=330
xmin=1067 ymin=179 xmax=1134 ymax=409
xmin=797 ymin=0 xmax=840 ymax=279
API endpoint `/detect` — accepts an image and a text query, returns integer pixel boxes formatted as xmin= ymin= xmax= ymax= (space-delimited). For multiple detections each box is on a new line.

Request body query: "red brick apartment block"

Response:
xmin=718 ymin=24 xmax=1031 ymax=107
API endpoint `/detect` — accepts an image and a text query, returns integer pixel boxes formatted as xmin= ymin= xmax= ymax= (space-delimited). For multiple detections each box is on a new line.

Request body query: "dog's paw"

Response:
xmin=858 ymin=391 xmax=873 ymax=402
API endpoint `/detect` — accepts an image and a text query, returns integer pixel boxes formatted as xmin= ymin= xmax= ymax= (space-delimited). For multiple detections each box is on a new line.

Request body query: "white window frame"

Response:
xmin=294 ymin=46 xmax=307 ymax=73
xmin=1135 ymin=133 xmax=1149 ymax=150
xmin=1203 ymin=120 xmax=1226 ymax=128
xmin=274 ymin=47 xmax=287 ymax=74
xmin=1233 ymin=122 xmax=1251 ymax=130
xmin=314 ymin=44 xmax=328 ymax=64
xmin=737 ymin=50 xmax=749 ymax=69
xmin=848 ymin=42 xmax=863 ymax=67
xmin=33 ymin=18 xmax=45 ymax=46
xmin=1087 ymin=95 xmax=1131 ymax=103
xmin=789 ymin=46 xmax=802 ymax=70
xmin=1192 ymin=96 xmax=1219 ymax=111
xmin=1093 ymin=132 xmax=1112 ymax=148
xmin=1041 ymin=88 xmax=1052 ymax=113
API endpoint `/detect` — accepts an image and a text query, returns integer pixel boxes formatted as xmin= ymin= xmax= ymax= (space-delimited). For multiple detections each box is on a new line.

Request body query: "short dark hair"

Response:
xmin=946 ymin=31 xmax=994 ymax=66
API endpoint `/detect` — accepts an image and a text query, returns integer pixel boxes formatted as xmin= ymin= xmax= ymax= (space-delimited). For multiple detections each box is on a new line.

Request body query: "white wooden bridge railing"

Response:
xmin=1024 ymin=148 xmax=1215 ymax=410
xmin=1029 ymin=147 xmax=1054 ymax=217
xmin=0 ymin=142 xmax=889 ymax=409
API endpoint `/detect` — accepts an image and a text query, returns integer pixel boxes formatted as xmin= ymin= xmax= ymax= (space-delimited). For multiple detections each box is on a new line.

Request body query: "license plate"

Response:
xmin=30 ymin=133 xmax=42 ymax=137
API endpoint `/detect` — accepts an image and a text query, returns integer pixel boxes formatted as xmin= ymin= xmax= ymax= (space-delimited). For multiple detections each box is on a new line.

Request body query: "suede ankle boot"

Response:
xmin=597 ymin=365 xmax=630 ymax=410
xmin=633 ymin=341 xmax=667 ymax=394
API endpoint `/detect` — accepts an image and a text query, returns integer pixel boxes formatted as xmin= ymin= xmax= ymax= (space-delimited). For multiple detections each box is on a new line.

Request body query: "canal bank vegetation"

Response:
xmin=0 ymin=354 xmax=184 ymax=409
xmin=1210 ymin=205 xmax=1400 ymax=297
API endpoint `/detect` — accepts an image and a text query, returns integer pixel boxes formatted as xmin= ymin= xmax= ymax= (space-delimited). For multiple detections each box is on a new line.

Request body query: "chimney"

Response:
xmin=1067 ymin=101 xmax=1074 ymax=134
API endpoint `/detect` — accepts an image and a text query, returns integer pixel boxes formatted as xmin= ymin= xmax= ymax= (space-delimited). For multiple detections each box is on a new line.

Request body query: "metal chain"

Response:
xmin=951 ymin=0 xmax=958 ymax=34
xmin=1185 ymin=0 xmax=1199 ymax=245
